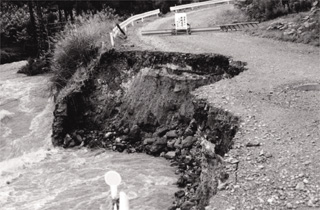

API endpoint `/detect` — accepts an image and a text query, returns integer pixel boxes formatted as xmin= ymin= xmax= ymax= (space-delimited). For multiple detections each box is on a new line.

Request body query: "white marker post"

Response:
xmin=119 ymin=192 xmax=129 ymax=210
xmin=105 ymin=171 xmax=122 ymax=210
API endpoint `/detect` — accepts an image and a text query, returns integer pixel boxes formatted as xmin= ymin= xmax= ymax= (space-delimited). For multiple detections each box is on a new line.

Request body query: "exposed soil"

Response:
xmin=51 ymin=50 xmax=246 ymax=209
xmin=124 ymin=4 xmax=320 ymax=210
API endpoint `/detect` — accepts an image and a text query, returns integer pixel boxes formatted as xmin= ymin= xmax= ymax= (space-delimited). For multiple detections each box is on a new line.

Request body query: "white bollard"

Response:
xmin=119 ymin=192 xmax=129 ymax=210
xmin=105 ymin=171 xmax=130 ymax=210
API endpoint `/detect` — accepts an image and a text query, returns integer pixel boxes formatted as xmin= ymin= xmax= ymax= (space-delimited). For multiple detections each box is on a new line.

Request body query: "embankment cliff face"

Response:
xmin=52 ymin=50 xmax=246 ymax=209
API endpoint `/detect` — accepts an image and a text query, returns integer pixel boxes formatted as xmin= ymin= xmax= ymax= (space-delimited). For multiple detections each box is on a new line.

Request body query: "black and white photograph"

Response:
xmin=0 ymin=0 xmax=319 ymax=209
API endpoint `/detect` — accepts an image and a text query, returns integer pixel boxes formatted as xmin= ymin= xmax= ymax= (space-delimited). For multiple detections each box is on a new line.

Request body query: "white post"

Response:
xmin=119 ymin=192 xmax=129 ymax=210
xmin=141 ymin=17 xmax=144 ymax=22
xmin=105 ymin=171 xmax=122 ymax=209
xmin=110 ymin=32 xmax=115 ymax=47
xmin=124 ymin=26 xmax=127 ymax=32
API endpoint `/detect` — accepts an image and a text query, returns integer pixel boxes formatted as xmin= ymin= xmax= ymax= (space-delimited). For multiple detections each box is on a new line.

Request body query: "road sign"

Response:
xmin=175 ymin=13 xmax=188 ymax=30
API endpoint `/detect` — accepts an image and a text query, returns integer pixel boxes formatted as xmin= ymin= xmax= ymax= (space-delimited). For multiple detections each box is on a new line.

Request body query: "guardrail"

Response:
xmin=170 ymin=0 xmax=233 ymax=12
xmin=110 ymin=9 xmax=160 ymax=46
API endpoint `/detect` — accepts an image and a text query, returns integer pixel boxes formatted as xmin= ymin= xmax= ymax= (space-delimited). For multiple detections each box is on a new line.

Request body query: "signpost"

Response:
xmin=175 ymin=13 xmax=188 ymax=31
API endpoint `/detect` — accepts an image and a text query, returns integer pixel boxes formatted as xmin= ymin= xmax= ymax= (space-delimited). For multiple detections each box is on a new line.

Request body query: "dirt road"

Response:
xmin=128 ymin=4 xmax=320 ymax=210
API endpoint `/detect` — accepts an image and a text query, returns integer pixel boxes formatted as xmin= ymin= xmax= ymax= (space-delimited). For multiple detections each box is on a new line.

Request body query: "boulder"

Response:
xmin=129 ymin=124 xmax=140 ymax=139
xmin=149 ymin=144 xmax=166 ymax=155
xmin=174 ymin=138 xmax=182 ymax=149
xmin=155 ymin=137 xmax=167 ymax=145
xmin=181 ymin=136 xmax=197 ymax=148
xmin=153 ymin=127 xmax=169 ymax=137
xmin=143 ymin=137 xmax=157 ymax=145
xmin=174 ymin=190 xmax=185 ymax=198
xmin=164 ymin=151 xmax=176 ymax=159
xmin=180 ymin=201 xmax=195 ymax=210
xmin=167 ymin=139 xmax=176 ymax=148
xmin=166 ymin=130 xmax=178 ymax=138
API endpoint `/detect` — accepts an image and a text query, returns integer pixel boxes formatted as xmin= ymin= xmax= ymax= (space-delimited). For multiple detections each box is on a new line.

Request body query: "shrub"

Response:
xmin=0 ymin=3 xmax=31 ymax=45
xmin=18 ymin=52 xmax=51 ymax=75
xmin=0 ymin=48 xmax=26 ymax=64
xmin=50 ymin=7 xmax=117 ymax=94
xmin=236 ymin=0 xmax=315 ymax=21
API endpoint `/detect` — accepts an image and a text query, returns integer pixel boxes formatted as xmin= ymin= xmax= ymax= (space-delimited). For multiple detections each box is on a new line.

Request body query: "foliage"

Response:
xmin=0 ymin=3 xmax=31 ymax=45
xmin=18 ymin=53 xmax=51 ymax=75
xmin=50 ymin=7 xmax=117 ymax=94
xmin=236 ymin=0 xmax=315 ymax=21
xmin=245 ymin=10 xmax=320 ymax=46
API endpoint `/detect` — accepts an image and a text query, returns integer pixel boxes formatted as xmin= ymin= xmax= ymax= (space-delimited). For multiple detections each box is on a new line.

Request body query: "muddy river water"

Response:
xmin=0 ymin=61 xmax=178 ymax=210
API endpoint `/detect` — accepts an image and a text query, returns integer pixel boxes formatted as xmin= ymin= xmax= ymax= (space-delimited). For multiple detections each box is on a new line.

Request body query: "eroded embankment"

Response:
xmin=52 ymin=50 xmax=246 ymax=210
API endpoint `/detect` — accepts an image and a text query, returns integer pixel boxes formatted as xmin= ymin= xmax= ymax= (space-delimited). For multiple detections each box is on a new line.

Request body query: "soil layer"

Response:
xmin=52 ymin=50 xmax=246 ymax=209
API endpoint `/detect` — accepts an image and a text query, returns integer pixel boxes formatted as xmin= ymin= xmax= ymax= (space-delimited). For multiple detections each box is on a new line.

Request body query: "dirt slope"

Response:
xmin=127 ymin=4 xmax=320 ymax=210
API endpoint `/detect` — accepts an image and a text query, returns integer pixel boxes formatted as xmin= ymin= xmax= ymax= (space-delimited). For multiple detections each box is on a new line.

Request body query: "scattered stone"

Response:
xmin=167 ymin=139 xmax=176 ymax=148
xmin=217 ymin=180 xmax=228 ymax=191
xmin=104 ymin=132 xmax=114 ymax=139
xmin=129 ymin=124 xmax=140 ymax=139
xmin=153 ymin=127 xmax=169 ymax=137
xmin=164 ymin=151 xmax=176 ymax=159
xmin=75 ymin=134 xmax=83 ymax=142
xmin=246 ymin=141 xmax=261 ymax=147
xmin=286 ymin=202 xmax=294 ymax=209
xmin=175 ymin=190 xmax=185 ymax=198
xmin=174 ymin=138 xmax=182 ymax=149
xmin=295 ymin=182 xmax=305 ymax=191
xmin=225 ymin=157 xmax=239 ymax=164
xmin=143 ymin=138 xmax=156 ymax=145
xmin=181 ymin=136 xmax=196 ymax=148
xmin=155 ymin=137 xmax=167 ymax=145
xmin=180 ymin=201 xmax=195 ymax=210
xmin=166 ymin=130 xmax=178 ymax=138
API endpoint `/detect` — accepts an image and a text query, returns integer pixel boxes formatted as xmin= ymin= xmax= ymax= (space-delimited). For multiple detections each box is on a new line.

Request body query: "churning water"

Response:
xmin=0 ymin=61 xmax=177 ymax=210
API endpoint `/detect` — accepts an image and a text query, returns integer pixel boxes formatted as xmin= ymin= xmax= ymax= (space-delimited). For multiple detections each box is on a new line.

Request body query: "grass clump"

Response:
xmin=50 ymin=7 xmax=117 ymax=95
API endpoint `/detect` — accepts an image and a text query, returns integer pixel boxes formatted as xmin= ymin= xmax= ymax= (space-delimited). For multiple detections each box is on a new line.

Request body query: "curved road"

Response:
xmin=128 ymin=4 xmax=320 ymax=210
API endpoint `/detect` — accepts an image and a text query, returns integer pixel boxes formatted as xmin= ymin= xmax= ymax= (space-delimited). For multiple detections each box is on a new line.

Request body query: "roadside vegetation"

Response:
xmin=50 ymin=7 xmax=117 ymax=94
xmin=0 ymin=0 xmax=200 ymax=76
xmin=214 ymin=0 xmax=319 ymax=46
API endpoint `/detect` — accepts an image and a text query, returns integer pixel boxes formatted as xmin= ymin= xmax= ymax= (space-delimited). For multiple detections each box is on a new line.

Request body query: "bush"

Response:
xmin=0 ymin=48 xmax=26 ymax=64
xmin=0 ymin=3 xmax=31 ymax=46
xmin=50 ymin=7 xmax=117 ymax=94
xmin=236 ymin=0 xmax=315 ymax=21
xmin=18 ymin=52 xmax=51 ymax=75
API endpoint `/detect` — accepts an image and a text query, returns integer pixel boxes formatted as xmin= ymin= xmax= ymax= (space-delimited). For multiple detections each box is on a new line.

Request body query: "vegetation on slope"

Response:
xmin=214 ymin=0 xmax=319 ymax=46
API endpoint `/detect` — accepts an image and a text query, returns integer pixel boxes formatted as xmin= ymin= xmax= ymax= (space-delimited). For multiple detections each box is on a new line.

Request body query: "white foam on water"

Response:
xmin=0 ymin=148 xmax=54 ymax=186
xmin=18 ymin=87 xmax=35 ymax=113
xmin=0 ymin=61 xmax=179 ymax=210
xmin=0 ymin=110 xmax=14 ymax=137
xmin=0 ymin=109 xmax=14 ymax=121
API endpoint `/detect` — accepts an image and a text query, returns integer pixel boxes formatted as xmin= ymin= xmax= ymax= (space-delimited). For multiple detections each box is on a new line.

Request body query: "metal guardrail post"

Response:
xmin=110 ymin=9 xmax=160 ymax=46
xmin=110 ymin=32 xmax=115 ymax=47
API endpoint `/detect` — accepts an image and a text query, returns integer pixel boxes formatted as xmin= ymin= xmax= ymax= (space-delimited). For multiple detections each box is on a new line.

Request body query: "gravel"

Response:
xmin=127 ymin=4 xmax=320 ymax=210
